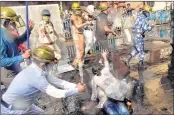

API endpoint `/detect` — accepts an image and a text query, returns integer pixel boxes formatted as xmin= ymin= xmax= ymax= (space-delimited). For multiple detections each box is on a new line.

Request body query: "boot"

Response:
xmin=138 ymin=60 xmax=144 ymax=84
xmin=136 ymin=83 xmax=144 ymax=105
xmin=137 ymin=60 xmax=145 ymax=105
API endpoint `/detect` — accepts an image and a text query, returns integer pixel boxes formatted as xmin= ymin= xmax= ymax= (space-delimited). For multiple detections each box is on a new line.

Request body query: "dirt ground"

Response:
xmin=1 ymin=2 xmax=173 ymax=114
xmin=36 ymin=57 xmax=173 ymax=115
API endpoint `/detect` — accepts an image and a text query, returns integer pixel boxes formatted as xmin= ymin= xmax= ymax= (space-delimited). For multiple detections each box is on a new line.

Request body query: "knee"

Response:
xmin=104 ymin=107 xmax=117 ymax=115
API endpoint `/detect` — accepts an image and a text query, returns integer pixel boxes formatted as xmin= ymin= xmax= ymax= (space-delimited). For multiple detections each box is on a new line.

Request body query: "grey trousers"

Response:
xmin=1 ymin=67 xmax=17 ymax=88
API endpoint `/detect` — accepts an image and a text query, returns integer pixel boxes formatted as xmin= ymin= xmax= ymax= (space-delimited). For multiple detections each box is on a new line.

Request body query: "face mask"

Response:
xmin=42 ymin=15 xmax=50 ymax=22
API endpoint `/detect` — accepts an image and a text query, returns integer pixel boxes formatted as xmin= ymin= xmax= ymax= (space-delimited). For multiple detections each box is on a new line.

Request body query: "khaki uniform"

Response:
xmin=70 ymin=15 xmax=85 ymax=67
xmin=38 ymin=20 xmax=61 ymax=60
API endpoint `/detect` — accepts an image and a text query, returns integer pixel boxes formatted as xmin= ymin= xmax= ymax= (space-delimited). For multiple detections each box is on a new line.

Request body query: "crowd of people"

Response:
xmin=1 ymin=1 xmax=156 ymax=115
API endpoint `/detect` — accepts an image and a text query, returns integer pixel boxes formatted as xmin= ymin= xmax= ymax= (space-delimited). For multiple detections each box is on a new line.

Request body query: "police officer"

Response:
xmin=38 ymin=9 xmax=62 ymax=60
xmin=0 ymin=7 xmax=34 ymax=88
xmin=125 ymin=5 xmax=156 ymax=71
xmin=70 ymin=2 xmax=92 ymax=68
xmin=125 ymin=5 xmax=156 ymax=101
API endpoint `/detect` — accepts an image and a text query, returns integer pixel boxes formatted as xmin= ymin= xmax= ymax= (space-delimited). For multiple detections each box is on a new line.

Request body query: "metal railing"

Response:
xmin=60 ymin=10 xmax=172 ymax=61
xmin=63 ymin=19 xmax=73 ymax=40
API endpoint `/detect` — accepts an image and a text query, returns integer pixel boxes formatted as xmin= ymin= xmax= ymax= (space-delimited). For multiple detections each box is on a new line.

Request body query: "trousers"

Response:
xmin=103 ymin=100 xmax=130 ymax=115
xmin=131 ymin=34 xmax=145 ymax=61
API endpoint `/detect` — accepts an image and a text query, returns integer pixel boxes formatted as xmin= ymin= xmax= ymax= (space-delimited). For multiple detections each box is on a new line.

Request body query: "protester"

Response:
xmin=1 ymin=46 xmax=86 ymax=114
xmin=0 ymin=7 xmax=34 ymax=88
xmin=83 ymin=52 xmax=133 ymax=115
xmin=38 ymin=9 xmax=64 ymax=61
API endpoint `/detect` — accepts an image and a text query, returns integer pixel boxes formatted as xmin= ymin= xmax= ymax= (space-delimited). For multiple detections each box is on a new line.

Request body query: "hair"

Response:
xmin=92 ymin=62 xmax=104 ymax=76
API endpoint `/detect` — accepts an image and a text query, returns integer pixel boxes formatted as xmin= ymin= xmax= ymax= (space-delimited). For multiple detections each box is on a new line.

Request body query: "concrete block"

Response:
xmin=150 ymin=42 xmax=172 ymax=63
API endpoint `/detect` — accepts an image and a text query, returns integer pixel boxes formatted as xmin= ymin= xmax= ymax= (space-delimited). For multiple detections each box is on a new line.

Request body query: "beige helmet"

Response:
xmin=33 ymin=46 xmax=57 ymax=63
xmin=72 ymin=2 xmax=81 ymax=10
xmin=142 ymin=5 xmax=153 ymax=13
xmin=99 ymin=2 xmax=109 ymax=11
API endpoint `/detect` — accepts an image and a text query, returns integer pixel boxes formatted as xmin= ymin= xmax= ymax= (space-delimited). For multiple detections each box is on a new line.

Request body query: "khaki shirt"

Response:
xmin=70 ymin=14 xmax=84 ymax=34
xmin=38 ymin=20 xmax=56 ymax=44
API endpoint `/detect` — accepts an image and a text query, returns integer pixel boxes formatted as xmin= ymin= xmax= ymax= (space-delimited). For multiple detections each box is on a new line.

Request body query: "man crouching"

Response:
xmin=1 ymin=46 xmax=86 ymax=114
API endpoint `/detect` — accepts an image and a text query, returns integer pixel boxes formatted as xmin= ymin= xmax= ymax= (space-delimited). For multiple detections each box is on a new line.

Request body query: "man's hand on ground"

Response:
xmin=22 ymin=49 xmax=31 ymax=59
xmin=81 ymin=101 xmax=98 ymax=111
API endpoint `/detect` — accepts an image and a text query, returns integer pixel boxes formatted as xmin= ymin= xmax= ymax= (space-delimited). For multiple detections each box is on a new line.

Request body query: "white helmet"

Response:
xmin=87 ymin=5 xmax=94 ymax=13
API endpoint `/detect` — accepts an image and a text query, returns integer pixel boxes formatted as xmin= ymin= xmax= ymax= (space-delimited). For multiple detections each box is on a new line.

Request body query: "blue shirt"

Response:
xmin=133 ymin=13 xmax=154 ymax=34
xmin=2 ymin=63 xmax=78 ymax=110
xmin=0 ymin=27 xmax=29 ymax=73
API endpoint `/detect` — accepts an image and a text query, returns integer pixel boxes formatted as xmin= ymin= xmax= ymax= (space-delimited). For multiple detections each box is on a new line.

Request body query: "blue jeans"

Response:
xmin=103 ymin=100 xmax=130 ymax=115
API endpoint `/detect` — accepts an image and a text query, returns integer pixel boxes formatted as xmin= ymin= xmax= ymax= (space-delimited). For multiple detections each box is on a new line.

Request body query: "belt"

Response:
xmin=84 ymin=29 xmax=93 ymax=31
xmin=1 ymin=99 xmax=10 ymax=108
xmin=42 ymin=42 xmax=54 ymax=46
xmin=107 ymin=97 xmax=124 ymax=103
